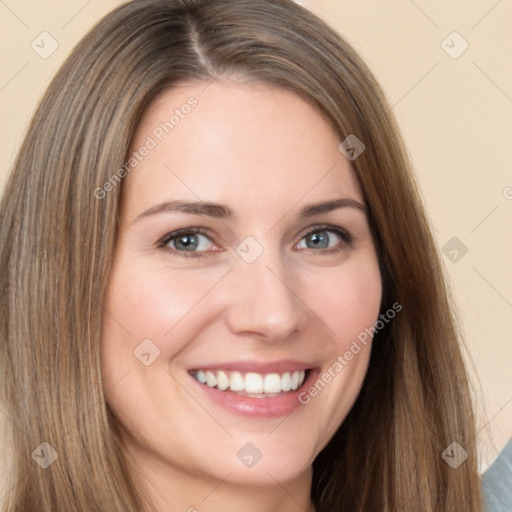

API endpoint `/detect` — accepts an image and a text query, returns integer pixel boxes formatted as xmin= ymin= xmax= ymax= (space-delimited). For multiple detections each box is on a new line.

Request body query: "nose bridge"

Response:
xmin=225 ymin=247 xmax=306 ymax=340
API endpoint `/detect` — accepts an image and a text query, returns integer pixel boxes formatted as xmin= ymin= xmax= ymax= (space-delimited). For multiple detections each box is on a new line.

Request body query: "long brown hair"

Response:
xmin=0 ymin=0 xmax=483 ymax=510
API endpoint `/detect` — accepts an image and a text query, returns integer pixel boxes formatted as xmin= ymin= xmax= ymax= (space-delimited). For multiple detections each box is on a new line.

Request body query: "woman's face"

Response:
xmin=102 ymin=79 xmax=382 ymax=492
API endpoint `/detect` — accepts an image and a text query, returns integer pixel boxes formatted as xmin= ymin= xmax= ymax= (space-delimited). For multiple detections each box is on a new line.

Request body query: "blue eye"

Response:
xmin=158 ymin=225 xmax=352 ymax=258
xmin=296 ymin=227 xmax=350 ymax=251
xmin=159 ymin=229 xmax=215 ymax=254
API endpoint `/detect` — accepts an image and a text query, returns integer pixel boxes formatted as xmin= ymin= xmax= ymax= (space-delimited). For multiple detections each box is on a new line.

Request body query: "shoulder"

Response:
xmin=482 ymin=438 xmax=512 ymax=512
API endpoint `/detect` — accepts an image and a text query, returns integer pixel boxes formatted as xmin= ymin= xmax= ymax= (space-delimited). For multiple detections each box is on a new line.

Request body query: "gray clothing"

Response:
xmin=483 ymin=439 xmax=512 ymax=511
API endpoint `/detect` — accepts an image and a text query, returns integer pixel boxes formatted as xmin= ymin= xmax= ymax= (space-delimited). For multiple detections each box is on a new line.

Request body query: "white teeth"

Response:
xmin=217 ymin=370 xmax=230 ymax=391
xmin=290 ymin=371 xmax=299 ymax=390
xmin=205 ymin=371 xmax=217 ymax=388
xmin=263 ymin=373 xmax=282 ymax=393
xmin=230 ymin=371 xmax=244 ymax=391
xmin=291 ymin=370 xmax=305 ymax=391
xmin=245 ymin=373 xmax=263 ymax=393
xmin=192 ymin=369 xmax=308 ymax=394
xmin=281 ymin=372 xmax=291 ymax=392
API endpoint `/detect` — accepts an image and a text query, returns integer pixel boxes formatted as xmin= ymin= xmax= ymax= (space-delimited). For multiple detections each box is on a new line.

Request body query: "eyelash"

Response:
xmin=156 ymin=224 xmax=353 ymax=259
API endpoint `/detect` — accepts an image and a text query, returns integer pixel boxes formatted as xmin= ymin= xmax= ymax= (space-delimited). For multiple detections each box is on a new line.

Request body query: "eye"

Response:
xmin=158 ymin=228 xmax=217 ymax=255
xmin=295 ymin=226 xmax=351 ymax=252
xmin=157 ymin=225 xmax=351 ymax=257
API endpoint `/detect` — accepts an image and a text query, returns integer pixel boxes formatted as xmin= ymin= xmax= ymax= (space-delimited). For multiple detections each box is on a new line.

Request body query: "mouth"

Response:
xmin=189 ymin=369 xmax=309 ymax=398
xmin=187 ymin=363 xmax=318 ymax=418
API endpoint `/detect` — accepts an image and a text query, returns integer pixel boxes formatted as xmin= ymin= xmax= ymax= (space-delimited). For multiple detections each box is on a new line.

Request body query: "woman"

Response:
xmin=0 ymin=0 xmax=484 ymax=510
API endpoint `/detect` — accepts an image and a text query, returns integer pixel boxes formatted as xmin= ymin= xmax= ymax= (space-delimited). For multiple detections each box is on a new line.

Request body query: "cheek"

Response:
xmin=101 ymin=259 xmax=229 ymax=380
xmin=310 ymin=256 xmax=382 ymax=344
xmin=295 ymin=254 xmax=382 ymax=445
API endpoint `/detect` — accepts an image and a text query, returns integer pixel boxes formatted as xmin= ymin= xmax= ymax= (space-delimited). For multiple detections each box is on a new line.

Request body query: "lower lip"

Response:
xmin=190 ymin=369 xmax=319 ymax=418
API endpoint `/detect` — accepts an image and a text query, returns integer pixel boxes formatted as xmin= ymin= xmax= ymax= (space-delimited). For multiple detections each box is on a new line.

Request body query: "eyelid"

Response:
xmin=300 ymin=223 xmax=351 ymax=237
xmin=295 ymin=223 xmax=352 ymax=246
xmin=157 ymin=227 xmax=212 ymax=246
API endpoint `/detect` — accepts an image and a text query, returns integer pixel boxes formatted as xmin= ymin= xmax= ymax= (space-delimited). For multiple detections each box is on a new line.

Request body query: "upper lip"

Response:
xmin=188 ymin=360 xmax=314 ymax=374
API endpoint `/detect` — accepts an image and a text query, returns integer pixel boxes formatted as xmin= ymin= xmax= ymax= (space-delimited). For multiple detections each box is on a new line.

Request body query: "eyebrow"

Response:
xmin=132 ymin=197 xmax=367 ymax=224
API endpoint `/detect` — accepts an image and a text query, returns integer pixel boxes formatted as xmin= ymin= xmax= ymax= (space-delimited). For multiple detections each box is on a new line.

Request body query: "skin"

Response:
xmin=101 ymin=78 xmax=382 ymax=512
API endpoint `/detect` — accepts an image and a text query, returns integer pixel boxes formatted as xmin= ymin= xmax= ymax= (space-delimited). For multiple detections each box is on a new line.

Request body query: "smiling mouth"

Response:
xmin=190 ymin=369 xmax=309 ymax=397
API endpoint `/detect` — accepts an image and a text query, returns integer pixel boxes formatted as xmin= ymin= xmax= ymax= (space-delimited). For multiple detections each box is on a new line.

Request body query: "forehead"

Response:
xmin=121 ymin=79 xmax=363 ymax=221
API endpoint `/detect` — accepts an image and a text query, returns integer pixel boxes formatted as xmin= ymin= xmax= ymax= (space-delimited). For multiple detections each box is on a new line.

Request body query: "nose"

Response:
xmin=224 ymin=255 xmax=308 ymax=342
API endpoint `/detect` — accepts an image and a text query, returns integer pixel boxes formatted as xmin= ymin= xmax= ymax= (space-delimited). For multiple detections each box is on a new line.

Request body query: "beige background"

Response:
xmin=1 ymin=0 xmax=511 ymax=471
